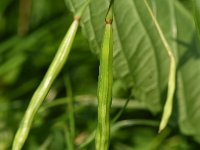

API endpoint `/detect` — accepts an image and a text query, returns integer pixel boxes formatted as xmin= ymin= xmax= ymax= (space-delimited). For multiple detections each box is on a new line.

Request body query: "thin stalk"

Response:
xmin=18 ymin=0 xmax=32 ymax=35
xmin=64 ymin=77 xmax=75 ymax=150
xmin=78 ymin=119 xmax=158 ymax=150
xmin=39 ymin=96 xmax=146 ymax=111
xmin=111 ymin=97 xmax=130 ymax=123
xmin=38 ymin=136 xmax=53 ymax=150
xmin=144 ymin=0 xmax=176 ymax=132
xmin=12 ymin=1 xmax=90 ymax=149
xmin=146 ymin=128 xmax=171 ymax=150
xmin=78 ymin=97 xmax=130 ymax=150
xmin=95 ymin=2 xmax=113 ymax=150
xmin=111 ymin=119 xmax=159 ymax=133
xmin=112 ymin=120 xmax=159 ymax=150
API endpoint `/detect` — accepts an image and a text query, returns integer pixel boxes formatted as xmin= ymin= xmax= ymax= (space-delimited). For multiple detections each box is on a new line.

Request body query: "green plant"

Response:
xmin=66 ymin=0 xmax=200 ymax=147
xmin=1 ymin=0 xmax=200 ymax=149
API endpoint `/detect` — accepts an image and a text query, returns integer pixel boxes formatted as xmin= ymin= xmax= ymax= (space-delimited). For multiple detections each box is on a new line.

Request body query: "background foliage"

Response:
xmin=0 ymin=0 xmax=200 ymax=149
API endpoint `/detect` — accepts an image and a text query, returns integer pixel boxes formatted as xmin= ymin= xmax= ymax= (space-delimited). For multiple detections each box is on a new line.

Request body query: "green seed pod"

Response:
xmin=95 ymin=5 xmax=113 ymax=150
xmin=144 ymin=0 xmax=176 ymax=132
xmin=12 ymin=1 xmax=91 ymax=149
xmin=12 ymin=18 xmax=79 ymax=150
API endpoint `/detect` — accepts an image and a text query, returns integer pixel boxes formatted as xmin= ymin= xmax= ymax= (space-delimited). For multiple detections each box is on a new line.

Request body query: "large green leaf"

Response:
xmin=176 ymin=1 xmax=200 ymax=142
xmin=65 ymin=0 xmax=200 ymax=142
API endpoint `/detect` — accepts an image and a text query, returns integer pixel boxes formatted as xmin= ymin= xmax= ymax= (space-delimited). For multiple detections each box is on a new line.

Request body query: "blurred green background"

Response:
xmin=0 ymin=0 xmax=199 ymax=149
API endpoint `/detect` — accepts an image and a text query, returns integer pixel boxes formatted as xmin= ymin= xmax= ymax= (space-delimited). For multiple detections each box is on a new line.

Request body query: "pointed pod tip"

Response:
xmin=158 ymin=128 xmax=162 ymax=133
xmin=158 ymin=123 xmax=165 ymax=133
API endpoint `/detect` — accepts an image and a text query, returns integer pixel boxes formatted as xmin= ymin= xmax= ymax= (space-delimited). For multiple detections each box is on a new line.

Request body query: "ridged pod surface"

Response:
xmin=96 ymin=5 xmax=113 ymax=150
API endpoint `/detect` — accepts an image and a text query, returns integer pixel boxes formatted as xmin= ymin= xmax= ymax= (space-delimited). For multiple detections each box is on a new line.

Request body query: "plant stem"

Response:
xmin=64 ymin=77 xmax=75 ymax=150
xmin=78 ymin=96 xmax=130 ymax=149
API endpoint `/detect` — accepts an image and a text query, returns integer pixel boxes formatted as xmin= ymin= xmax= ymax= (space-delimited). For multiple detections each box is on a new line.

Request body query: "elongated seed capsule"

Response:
xmin=12 ymin=1 xmax=90 ymax=149
xmin=95 ymin=5 xmax=113 ymax=150
xmin=12 ymin=19 xmax=79 ymax=150
xmin=159 ymin=58 xmax=176 ymax=132
xmin=144 ymin=0 xmax=176 ymax=132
